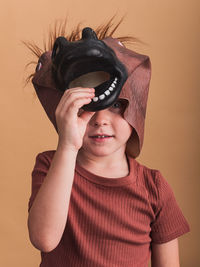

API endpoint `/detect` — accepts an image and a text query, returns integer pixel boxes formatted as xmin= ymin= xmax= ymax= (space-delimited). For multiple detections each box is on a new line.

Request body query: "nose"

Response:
xmin=90 ymin=109 xmax=110 ymax=127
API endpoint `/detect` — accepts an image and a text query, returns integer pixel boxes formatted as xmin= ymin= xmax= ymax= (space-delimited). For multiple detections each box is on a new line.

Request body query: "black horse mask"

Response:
xmin=51 ymin=27 xmax=127 ymax=111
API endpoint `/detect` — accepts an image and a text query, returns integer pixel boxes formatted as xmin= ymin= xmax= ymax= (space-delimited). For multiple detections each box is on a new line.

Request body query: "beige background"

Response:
xmin=0 ymin=0 xmax=199 ymax=266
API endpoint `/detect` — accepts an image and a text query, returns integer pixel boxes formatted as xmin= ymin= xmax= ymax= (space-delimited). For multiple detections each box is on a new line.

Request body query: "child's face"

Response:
xmin=80 ymin=99 xmax=132 ymax=157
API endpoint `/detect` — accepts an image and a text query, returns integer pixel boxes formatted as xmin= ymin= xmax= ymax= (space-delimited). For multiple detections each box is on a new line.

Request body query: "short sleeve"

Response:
xmin=28 ymin=151 xmax=54 ymax=212
xmin=150 ymin=171 xmax=190 ymax=244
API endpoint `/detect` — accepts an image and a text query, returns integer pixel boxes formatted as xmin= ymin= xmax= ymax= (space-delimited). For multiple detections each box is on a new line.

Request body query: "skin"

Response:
xmin=28 ymin=87 xmax=180 ymax=266
xmin=28 ymin=87 xmax=97 ymax=252
xmin=151 ymin=239 xmax=180 ymax=267
xmin=77 ymin=97 xmax=133 ymax=177
xmin=56 ymin=86 xmax=133 ymax=178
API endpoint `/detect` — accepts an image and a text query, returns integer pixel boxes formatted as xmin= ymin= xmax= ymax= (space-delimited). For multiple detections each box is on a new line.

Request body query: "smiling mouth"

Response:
xmin=89 ymin=135 xmax=114 ymax=142
xmin=90 ymin=135 xmax=114 ymax=138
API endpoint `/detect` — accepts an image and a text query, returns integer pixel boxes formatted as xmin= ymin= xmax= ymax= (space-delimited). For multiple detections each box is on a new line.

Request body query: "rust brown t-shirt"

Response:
xmin=28 ymin=150 xmax=190 ymax=267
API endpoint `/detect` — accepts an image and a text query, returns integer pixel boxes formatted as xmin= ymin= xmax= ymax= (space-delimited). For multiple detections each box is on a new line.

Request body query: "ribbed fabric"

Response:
xmin=29 ymin=150 xmax=190 ymax=267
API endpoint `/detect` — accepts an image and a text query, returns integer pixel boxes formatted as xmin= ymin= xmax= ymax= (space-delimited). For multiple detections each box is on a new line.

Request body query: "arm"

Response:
xmin=151 ymin=238 xmax=180 ymax=267
xmin=28 ymin=87 xmax=95 ymax=252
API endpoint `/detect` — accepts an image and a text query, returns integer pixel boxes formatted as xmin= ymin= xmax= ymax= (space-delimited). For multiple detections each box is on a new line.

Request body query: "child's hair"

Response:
xmin=23 ymin=16 xmax=138 ymax=84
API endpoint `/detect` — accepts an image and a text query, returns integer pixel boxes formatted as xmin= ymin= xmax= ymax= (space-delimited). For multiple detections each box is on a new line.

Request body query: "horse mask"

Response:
xmin=32 ymin=26 xmax=151 ymax=158
xmin=51 ymin=28 xmax=128 ymax=111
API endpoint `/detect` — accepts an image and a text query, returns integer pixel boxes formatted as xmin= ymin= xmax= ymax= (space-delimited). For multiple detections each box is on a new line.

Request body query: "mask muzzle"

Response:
xmin=51 ymin=27 xmax=128 ymax=111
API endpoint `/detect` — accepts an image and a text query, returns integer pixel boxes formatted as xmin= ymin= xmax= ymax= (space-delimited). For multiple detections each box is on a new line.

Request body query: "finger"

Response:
xmin=57 ymin=90 xmax=95 ymax=114
xmin=56 ymin=97 xmax=93 ymax=127
xmin=61 ymin=93 xmax=94 ymax=114
xmin=64 ymin=97 xmax=94 ymax=117
xmin=56 ymin=93 xmax=94 ymax=117
xmin=79 ymin=111 xmax=95 ymax=124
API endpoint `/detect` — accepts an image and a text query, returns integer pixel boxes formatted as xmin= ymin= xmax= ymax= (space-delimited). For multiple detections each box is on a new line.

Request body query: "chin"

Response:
xmin=87 ymin=149 xmax=112 ymax=157
xmin=84 ymin=145 xmax=124 ymax=158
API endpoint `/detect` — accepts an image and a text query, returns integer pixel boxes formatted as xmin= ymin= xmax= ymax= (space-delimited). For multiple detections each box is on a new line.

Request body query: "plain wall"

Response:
xmin=0 ymin=0 xmax=199 ymax=266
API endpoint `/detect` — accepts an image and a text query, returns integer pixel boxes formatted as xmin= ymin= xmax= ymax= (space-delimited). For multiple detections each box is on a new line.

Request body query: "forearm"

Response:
xmin=151 ymin=239 xmax=180 ymax=267
xmin=28 ymin=88 xmax=95 ymax=252
xmin=28 ymin=145 xmax=78 ymax=252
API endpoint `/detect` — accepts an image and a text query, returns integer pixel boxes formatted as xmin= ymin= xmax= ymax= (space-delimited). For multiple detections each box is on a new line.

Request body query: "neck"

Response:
xmin=76 ymin=149 xmax=129 ymax=178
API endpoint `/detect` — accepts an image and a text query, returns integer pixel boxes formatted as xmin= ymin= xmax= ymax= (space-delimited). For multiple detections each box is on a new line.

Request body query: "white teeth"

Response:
xmin=92 ymin=78 xmax=118 ymax=102
xmin=99 ymin=94 xmax=105 ymax=100
xmin=92 ymin=97 xmax=98 ymax=102
xmin=104 ymin=90 xmax=110 ymax=96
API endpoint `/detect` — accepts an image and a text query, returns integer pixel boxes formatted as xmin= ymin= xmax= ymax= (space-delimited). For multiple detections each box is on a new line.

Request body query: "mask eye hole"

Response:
xmin=36 ymin=61 xmax=42 ymax=72
xmin=55 ymin=46 xmax=60 ymax=56
xmin=118 ymin=41 xmax=124 ymax=47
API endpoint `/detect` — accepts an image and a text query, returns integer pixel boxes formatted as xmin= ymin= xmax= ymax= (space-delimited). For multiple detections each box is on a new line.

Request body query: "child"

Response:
xmin=27 ymin=19 xmax=190 ymax=267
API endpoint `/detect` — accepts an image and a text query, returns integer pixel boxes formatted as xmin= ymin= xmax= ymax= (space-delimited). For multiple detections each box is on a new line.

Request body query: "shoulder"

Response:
xmin=31 ymin=150 xmax=56 ymax=185
xmin=35 ymin=150 xmax=56 ymax=160
xmin=34 ymin=150 xmax=56 ymax=166
xmin=32 ymin=150 xmax=56 ymax=175
xmin=132 ymin=160 xmax=190 ymax=243
xmin=131 ymin=158 xmax=175 ymax=212
xmin=29 ymin=151 xmax=56 ymax=212
xmin=132 ymin=158 xmax=167 ymax=196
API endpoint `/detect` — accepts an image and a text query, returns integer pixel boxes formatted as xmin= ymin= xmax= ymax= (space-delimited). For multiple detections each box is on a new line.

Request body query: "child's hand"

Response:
xmin=55 ymin=87 xmax=95 ymax=152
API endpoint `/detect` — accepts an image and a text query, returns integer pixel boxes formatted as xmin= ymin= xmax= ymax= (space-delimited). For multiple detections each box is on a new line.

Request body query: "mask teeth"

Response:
xmin=92 ymin=77 xmax=118 ymax=102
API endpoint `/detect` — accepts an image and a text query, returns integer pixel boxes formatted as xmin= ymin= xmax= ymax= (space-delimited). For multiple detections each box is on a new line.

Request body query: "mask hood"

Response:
xmin=32 ymin=30 xmax=151 ymax=158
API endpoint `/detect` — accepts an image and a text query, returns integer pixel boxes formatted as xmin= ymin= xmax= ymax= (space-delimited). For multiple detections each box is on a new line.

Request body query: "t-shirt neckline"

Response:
xmin=75 ymin=155 xmax=137 ymax=187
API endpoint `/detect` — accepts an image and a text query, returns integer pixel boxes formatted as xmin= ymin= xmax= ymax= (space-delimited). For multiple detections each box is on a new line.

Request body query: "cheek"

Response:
xmin=82 ymin=123 xmax=91 ymax=141
xmin=125 ymin=124 xmax=133 ymax=139
xmin=118 ymin=119 xmax=132 ymax=137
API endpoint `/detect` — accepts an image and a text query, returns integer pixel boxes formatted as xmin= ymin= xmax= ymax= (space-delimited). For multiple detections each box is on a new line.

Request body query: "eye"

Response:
xmin=112 ymin=100 xmax=122 ymax=109
xmin=110 ymin=99 xmax=127 ymax=114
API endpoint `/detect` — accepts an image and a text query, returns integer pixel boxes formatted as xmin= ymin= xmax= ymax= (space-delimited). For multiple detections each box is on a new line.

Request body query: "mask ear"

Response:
xmin=121 ymin=57 xmax=151 ymax=157
xmin=52 ymin=37 xmax=69 ymax=61
xmin=81 ymin=27 xmax=98 ymax=40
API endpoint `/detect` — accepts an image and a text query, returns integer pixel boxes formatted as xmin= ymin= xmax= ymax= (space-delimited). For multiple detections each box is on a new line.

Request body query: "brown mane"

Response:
xmin=23 ymin=16 xmax=138 ymax=84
